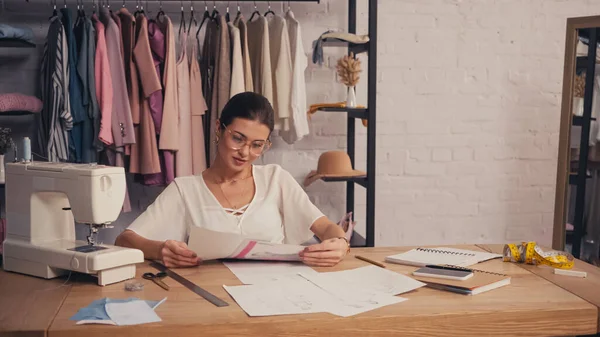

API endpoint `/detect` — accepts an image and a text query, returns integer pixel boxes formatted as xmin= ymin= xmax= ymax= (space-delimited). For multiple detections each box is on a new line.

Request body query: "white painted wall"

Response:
xmin=1 ymin=0 xmax=596 ymax=247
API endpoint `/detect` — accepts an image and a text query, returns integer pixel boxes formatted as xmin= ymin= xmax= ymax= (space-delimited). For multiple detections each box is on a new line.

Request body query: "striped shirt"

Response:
xmin=38 ymin=15 xmax=73 ymax=162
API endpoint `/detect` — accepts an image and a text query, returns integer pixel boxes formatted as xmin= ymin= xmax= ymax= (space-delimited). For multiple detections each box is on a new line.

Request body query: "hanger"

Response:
xmin=210 ymin=1 xmax=219 ymax=20
xmin=156 ymin=0 xmax=165 ymax=21
xmin=225 ymin=2 xmax=230 ymax=23
xmin=188 ymin=0 xmax=197 ymax=35
xmin=195 ymin=2 xmax=209 ymax=37
xmin=264 ymin=1 xmax=275 ymax=17
xmin=249 ymin=1 xmax=260 ymax=21
xmin=49 ymin=0 xmax=58 ymax=19
xmin=235 ymin=1 xmax=241 ymax=19
xmin=178 ymin=0 xmax=186 ymax=36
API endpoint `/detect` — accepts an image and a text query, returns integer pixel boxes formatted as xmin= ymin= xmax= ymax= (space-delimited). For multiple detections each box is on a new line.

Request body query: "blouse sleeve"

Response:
xmin=125 ymin=181 xmax=188 ymax=243
xmin=279 ymin=167 xmax=325 ymax=244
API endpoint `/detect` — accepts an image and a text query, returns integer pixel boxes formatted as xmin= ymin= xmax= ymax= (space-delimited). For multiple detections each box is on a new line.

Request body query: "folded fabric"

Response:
xmin=0 ymin=24 xmax=34 ymax=44
xmin=312 ymin=30 xmax=370 ymax=65
xmin=69 ymin=297 xmax=164 ymax=321
xmin=0 ymin=93 xmax=42 ymax=113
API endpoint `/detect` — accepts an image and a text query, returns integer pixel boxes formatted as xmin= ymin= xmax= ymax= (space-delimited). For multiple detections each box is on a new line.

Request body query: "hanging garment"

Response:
xmin=175 ymin=30 xmax=193 ymax=177
xmin=61 ymin=8 xmax=87 ymax=162
xmin=234 ymin=14 xmax=253 ymax=92
xmin=200 ymin=19 xmax=218 ymax=166
xmin=92 ymin=15 xmax=114 ymax=147
xmin=129 ymin=14 xmax=161 ymax=177
xmin=118 ymin=9 xmax=140 ymax=126
xmin=111 ymin=10 xmax=124 ymax=56
xmin=208 ymin=14 xmax=231 ymax=164
xmin=280 ymin=10 xmax=309 ymax=144
xmin=246 ymin=16 xmax=273 ymax=106
xmin=267 ymin=15 xmax=292 ymax=132
xmin=142 ymin=18 xmax=169 ymax=186
xmin=228 ymin=21 xmax=244 ymax=98
xmin=156 ymin=15 xmax=179 ymax=185
xmin=38 ymin=15 xmax=72 ymax=162
xmin=75 ymin=16 xmax=100 ymax=163
xmin=100 ymin=7 xmax=133 ymax=212
xmin=189 ymin=28 xmax=208 ymax=175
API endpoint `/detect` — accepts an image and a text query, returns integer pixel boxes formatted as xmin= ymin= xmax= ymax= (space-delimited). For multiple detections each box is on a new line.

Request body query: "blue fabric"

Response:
xmin=61 ymin=8 xmax=86 ymax=163
xmin=0 ymin=24 xmax=34 ymax=43
xmin=70 ymin=297 xmax=161 ymax=321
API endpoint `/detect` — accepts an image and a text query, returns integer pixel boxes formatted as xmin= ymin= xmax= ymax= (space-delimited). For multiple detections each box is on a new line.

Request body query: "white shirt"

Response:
xmin=126 ymin=164 xmax=325 ymax=245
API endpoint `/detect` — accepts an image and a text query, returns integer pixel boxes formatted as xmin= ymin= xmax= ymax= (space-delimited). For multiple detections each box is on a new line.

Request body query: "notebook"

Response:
xmin=412 ymin=267 xmax=511 ymax=295
xmin=384 ymin=247 xmax=502 ymax=267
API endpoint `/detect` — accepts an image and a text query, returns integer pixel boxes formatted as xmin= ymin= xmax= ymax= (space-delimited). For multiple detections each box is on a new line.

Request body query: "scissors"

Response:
xmin=143 ymin=271 xmax=170 ymax=290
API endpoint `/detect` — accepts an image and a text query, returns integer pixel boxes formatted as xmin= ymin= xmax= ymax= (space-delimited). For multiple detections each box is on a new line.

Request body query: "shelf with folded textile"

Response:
xmin=320 ymin=175 xmax=367 ymax=188
xmin=321 ymin=38 xmax=369 ymax=55
xmin=317 ymin=106 xmax=368 ymax=120
xmin=0 ymin=111 xmax=35 ymax=116
xmin=0 ymin=38 xmax=36 ymax=48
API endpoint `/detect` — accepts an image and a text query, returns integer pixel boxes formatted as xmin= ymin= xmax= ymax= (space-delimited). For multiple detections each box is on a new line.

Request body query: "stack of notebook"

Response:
xmin=411 ymin=267 xmax=511 ymax=295
xmin=384 ymin=247 xmax=502 ymax=267
xmin=385 ymin=247 xmax=509 ymax=295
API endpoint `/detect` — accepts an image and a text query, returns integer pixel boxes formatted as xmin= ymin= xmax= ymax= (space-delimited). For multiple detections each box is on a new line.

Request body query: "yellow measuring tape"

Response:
xmin=503 ymin=242 xmax=575 ymax=269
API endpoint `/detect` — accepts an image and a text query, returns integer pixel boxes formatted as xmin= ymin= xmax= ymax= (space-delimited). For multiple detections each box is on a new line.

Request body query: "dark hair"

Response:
xmin=219 ymin=92 xmax=275 ymax=132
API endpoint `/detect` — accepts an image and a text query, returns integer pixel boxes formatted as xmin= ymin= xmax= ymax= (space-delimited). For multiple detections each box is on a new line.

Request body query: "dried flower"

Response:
xmin=0 ymin=128 xmax=15 ymax=155
xmin=336 ymin=52 xmax=362 ymax=87
xmin=574 ymin=73 xmax=585 ymax=98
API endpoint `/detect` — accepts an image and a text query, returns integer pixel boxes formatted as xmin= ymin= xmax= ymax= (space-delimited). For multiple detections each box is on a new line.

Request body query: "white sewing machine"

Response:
xmin=2 ymin=161 xmax=144 ymax=286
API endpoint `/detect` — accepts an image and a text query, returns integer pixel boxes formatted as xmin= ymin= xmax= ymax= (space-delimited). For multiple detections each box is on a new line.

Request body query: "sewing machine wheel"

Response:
xmin=68 ymin=245 xmax=109 ymax=253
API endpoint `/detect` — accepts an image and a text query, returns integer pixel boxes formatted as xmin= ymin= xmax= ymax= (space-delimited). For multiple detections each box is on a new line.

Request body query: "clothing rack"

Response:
xmin=569 ymin=27 xmax=598 ymax=258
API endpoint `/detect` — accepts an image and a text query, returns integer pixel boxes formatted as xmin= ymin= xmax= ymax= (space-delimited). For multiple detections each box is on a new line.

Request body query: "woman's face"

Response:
xmin=216 ymin=118 xmax=271 ymax=173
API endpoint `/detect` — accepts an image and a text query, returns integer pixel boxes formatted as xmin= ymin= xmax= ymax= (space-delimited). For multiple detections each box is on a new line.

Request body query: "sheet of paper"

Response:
xmin=315 ymin=265 xmax=426 ymax=295
xmin=188 ymin=227 xmax=305 ymax=261
xmin=224 ymin=271 xmax=408 ymax=317
xmin=223 ymin=275 xmax=331 ymax=316
xmin=297 ymin=272 xmax=407 ymax=317
xmin=223 ymin=260 xmax=318 ymax=284
xmin=105 ymin=300 xmax=161 ymax=326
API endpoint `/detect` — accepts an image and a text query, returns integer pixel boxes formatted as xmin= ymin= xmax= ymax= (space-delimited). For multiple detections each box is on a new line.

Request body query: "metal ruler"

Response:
xmin=150 ymin=261 xmax=229 ymax=307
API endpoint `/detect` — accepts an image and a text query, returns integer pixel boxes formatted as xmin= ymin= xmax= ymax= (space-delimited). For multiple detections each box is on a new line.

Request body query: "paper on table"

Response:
xmin=223 ymin=260 xmax=318 ymax=284
xmin=188 ymin=227 xmax=305 ymax=261
xmin=297 ymin=272 xmax=407 ymax=317
xmin=314 ymin=265 xmax=426 ymax=295
xmin=105 ymin=300 xmax=161 ymax=326
xmin=224 ymin=271 xmax=408 ymax=317
xmin=223 ymin=275 xmax=331 ymax=316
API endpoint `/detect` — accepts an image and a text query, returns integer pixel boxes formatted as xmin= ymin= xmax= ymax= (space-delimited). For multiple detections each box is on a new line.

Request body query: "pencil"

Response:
xmin=355 ymin=255 xmax=386 ymax=268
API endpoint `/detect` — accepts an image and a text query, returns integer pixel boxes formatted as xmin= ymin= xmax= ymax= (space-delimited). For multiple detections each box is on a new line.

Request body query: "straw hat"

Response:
xmin=303 ymin=151 xmax=366 ymax=187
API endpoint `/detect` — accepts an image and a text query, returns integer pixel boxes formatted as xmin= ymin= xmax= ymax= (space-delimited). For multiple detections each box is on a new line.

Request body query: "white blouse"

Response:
xmin=126 ymin=164 xmax=325 ymax=245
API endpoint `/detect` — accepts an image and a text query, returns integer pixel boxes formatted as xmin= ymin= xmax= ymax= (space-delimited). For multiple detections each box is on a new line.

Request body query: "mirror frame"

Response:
xmin=553 ymin=16 xmax=600 ymax=250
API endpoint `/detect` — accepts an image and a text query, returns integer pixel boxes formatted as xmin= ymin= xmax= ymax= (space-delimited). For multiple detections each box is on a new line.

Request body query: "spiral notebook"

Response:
xmin=384 ymin=247 xmax=502 ymax=268
xmin=412 ymin=266 xmax=511 ymax=296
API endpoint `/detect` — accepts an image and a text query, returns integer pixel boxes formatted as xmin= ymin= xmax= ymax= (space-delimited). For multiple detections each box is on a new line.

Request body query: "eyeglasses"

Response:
xmin=221 ymin=124 xmax=271 ymax=156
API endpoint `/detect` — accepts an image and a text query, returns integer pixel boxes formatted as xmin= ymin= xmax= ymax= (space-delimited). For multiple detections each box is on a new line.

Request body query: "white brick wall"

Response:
xmin=1 ymin=0 xmax=598 ymax=248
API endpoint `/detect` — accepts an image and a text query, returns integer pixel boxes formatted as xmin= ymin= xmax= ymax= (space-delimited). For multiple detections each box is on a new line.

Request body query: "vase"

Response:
xmin=346 ymin=86 xmax=357 ymax=108
xmin=0 ymin=154 xmax=4 ymax=184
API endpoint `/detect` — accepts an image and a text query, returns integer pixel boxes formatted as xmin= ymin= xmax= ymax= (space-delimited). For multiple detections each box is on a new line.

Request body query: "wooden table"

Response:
xmin=1 ymin=245 xmax=599 ymax=337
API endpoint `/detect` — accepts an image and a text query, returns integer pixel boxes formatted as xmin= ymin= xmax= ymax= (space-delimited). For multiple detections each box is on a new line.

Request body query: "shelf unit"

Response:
xmin=316 ymin=0 xmax=377 ymax=248
xmin=568 ymin=28 xmax=598 ymax=258
xmin=0 ymin=38 xmax=36 ymax=48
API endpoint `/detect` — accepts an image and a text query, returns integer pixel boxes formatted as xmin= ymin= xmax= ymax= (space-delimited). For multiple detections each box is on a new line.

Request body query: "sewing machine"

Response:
xmin=2 ymin=162 xmax=144 ymax=286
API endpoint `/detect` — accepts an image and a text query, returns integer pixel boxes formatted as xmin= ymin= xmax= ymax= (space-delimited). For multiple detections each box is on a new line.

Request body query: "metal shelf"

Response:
xmin=321 ymin=176 xmax=367 ymax=188
xmin=572 ymin=115 xmax=596 ymax=126
xmin=321 ymin=38 xmax=369 ymax=55
xmin=0 ymin=111 xmax=35 ymax=116
xmin=317 ymin=107 xmax=368 ymax=119
xmin=0 ymin=39 xmax=36 ymax=48
xmin=569 ymin=173 xmax=592 ymax=185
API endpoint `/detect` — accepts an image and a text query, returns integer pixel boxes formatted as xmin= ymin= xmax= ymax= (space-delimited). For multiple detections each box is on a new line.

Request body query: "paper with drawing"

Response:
xmin=223 ymin=266 xmax=424 ymax=317
xmin=187 ymin=227 xmax=305 ymax=261
xmin=223 ymin=260 xmax=318 ymax=284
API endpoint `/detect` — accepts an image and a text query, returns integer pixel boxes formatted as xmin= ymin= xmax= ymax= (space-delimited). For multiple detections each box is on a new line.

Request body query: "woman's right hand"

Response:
xmin=159 ymin=240 xmax=202 ymax=268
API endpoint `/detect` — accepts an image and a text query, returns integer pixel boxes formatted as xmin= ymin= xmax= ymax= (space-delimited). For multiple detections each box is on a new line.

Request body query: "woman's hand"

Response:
xmin=299 ymin=238 xmax=349 ymax=267
xmin=159 ymin=240 xmax=202 ymax=268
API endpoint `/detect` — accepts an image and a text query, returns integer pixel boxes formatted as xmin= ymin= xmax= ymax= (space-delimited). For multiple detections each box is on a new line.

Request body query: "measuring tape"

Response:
xmin=503 ymin=242 xmax=575 ymax=269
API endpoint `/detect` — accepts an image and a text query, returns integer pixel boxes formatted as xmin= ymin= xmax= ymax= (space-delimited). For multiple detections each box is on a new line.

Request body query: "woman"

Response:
xmin=115 ymin=92 xmax=350 ymax=268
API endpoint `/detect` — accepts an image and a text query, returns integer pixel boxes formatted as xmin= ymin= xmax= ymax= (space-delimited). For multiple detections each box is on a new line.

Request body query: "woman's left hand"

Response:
xmin=299 ymin=238 xmax=349 ymax=267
